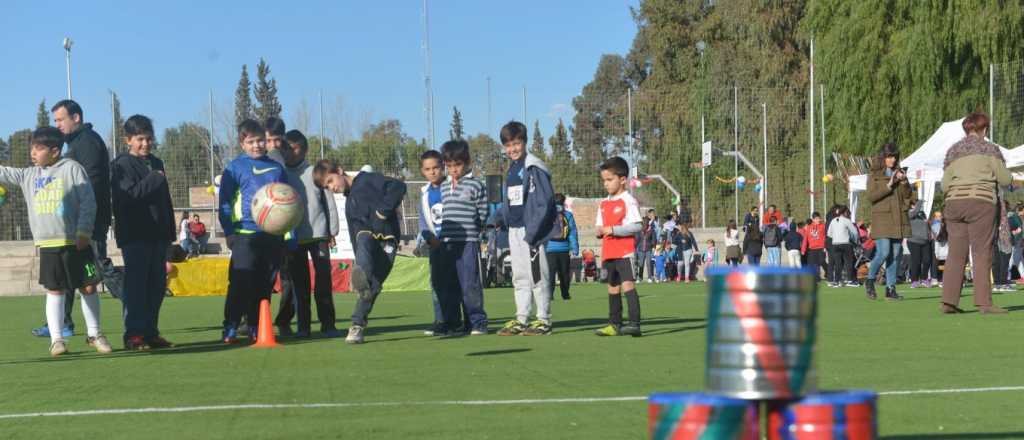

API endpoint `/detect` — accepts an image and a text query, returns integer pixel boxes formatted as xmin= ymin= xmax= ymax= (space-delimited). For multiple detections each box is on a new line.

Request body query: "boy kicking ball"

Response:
xmin=311 ymin=159 xmax=406 ymax=344
xmin=0 ymin=127 xmax=110 ymax=355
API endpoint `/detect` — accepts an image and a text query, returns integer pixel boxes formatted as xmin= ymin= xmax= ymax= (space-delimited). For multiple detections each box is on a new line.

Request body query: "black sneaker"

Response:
xmin=423 ymin=322 xmax=446 ymax=336
xmin=865 ymin=280 xmax=877 ymax=300
xmin=145 ymin=336 xmax=174 ymax=349
xmin=620 ymin=323 xmax=643 ymax=337
xmin=885 ymin=286 xmax=903 ymax=301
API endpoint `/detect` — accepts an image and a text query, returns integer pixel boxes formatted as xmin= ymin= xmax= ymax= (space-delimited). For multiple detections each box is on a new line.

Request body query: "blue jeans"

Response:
xmin=765 ymin=247 xmax=781 ymax=266
xmin=869 ymin=238 xmax=903 ymax=288
xmin=350 ymin=233 xmax=398 ymax=327
xmin=746 ymin=254 xmax=761 ymax=265
xmin=434 ymin=242 xmax=487 ymax=331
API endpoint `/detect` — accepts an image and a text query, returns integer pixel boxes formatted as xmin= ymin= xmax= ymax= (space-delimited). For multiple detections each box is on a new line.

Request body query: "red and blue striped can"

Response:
xmin=705 ymin=266 xmax=819 ymax=400
xmin=767 ymin=391 xmax=878 ymax=440
xmin=648 ymin=393 xmax=759 ymax=440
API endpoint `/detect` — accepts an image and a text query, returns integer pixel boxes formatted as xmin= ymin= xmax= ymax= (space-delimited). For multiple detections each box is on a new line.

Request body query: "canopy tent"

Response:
xmin=847 ymin=118 xmax=1024 ymax=221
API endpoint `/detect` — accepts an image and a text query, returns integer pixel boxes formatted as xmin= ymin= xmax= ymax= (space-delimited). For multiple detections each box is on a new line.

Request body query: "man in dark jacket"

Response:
xmin=111 ymin=115 xmax=176 ymax=350
xmin=32 ymin=100 xmax=113 ymax=338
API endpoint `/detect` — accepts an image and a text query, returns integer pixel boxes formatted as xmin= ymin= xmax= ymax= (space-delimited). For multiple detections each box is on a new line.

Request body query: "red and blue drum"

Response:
xmin=767 ymin=391 xmax=878 ymax=440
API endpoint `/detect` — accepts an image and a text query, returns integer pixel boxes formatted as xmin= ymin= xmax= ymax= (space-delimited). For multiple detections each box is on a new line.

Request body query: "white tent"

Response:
xmin=847 ymin=118 xmax=1024 ymax=221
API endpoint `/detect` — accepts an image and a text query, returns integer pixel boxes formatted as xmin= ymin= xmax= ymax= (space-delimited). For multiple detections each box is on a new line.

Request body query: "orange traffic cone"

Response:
xmin=251 ymin=298 xmax=280 ymax=348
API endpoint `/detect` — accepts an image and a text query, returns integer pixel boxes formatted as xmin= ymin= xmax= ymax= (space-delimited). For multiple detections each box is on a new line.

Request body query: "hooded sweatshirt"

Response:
xmin=0 ymin=158 xmax=95 ymax=248
xmin=499 ymin=154 xmax=557 ymax=247
xmin=285 ymin=159 xmax=339 ymax=242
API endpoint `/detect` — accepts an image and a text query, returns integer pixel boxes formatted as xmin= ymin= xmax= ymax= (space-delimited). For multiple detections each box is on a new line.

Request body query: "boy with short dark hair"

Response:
xmin=218 ymin=119 xmax=289 ymax=343
xmin=436 ymin=140 xmax=489 ymax=335
xmin=273 ymin=130 xmax=341 ymax=338
xmin=311 ymin=159 xmax=406 ymax=344
xmin=417 ymin=149 xmax=450 ymax=335
xmin=593 ymin=156 xmax=643 ymax=337
xmin=263 ymin=117 xmax=287 ymax=165
xmin=111 ymin=115 xmax=176 ymax=350
xmin=0 ymin=126 xmax=110 ymax=356
xmin=496 ymin=121 xmax=558 ymax=336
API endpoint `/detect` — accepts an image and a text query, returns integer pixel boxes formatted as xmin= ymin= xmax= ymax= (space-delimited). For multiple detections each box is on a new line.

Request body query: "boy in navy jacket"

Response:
xmin=312 ymin=159 xmax=406 ymax=344
xmin=496 ymin=121 xmax=558 ymax=336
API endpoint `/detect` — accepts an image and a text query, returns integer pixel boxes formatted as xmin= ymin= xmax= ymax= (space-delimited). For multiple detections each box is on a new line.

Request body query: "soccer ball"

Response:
xmin=251 ymin=183 xmax=303 ymax=235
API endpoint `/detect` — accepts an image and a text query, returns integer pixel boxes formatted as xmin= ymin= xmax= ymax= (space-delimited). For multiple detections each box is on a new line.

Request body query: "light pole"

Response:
xmin=697 ymin=40 xmax=706 ymax=228
xmin=63 ymin=37 xmax=73 ymax=99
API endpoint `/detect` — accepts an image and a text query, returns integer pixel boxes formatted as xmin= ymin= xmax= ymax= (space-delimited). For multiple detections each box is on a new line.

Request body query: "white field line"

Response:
xmin=0 ymin=386 xmax=1021 ymax=420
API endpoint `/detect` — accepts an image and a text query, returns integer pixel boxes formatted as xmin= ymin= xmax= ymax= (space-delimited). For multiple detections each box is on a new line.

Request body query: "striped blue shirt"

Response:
xmin=440 ymin=174 xmax=488 ymax=242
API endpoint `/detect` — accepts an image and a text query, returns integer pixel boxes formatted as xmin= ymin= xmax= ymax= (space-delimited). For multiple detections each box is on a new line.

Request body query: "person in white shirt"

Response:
xmin=826 ymin=205 xmax=860 ymax=287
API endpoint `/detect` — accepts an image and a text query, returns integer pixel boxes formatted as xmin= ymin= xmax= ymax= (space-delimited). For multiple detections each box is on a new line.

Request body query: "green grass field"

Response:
xmin=1 ymin=281 xmax=1023 ymax=439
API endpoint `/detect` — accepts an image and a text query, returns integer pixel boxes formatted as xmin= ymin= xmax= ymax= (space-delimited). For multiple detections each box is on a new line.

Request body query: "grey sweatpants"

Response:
xmin=509 ymin=227 xmax=551 ymax=324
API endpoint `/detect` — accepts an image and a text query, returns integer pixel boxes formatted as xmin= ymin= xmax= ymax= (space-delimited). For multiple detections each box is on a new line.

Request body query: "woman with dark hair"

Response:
xmin=864 ymin=143 xmax=914 ymax=300
xmin=742 ymin=225 xmax=763 ymax=266
xmin=724 ymin=220 xmax=741 ymax=266
xmin=940 ymin=112 xmax=1012 ymax=314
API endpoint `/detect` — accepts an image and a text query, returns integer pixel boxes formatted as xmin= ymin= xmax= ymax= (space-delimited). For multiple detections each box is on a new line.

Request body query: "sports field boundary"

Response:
xmin=1 ymin=385 xmax=1021 ymax=420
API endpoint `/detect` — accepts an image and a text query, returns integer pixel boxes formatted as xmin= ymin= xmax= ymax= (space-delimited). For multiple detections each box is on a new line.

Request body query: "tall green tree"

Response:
xmin=548 ymin=119 xmax=578 ymax=195
xmin=0 ymin=129 xmax=33 ymax=240
xmin=36 ymin=100 xmax=49 ymax=128
xmin=449 ymin=106 xmax=464 ymax=141
xmin=529 ymin=120 xmax=546 ymax=161
xmin=159 ymin=123 xmax=212 ymax=208
xmin=234 ymin=64 xmax=254 ymax=128
xmin=466 ymin=133 xmax=503 ymax=177
xmin=110 ymin=92 xmax=125 ymax=154
xmin=254 ymin=58 xmax=282 ymax=122
xmin=571 ymin=54 xmax=631 ymax=168
xmin=328 ymin=119 xmax=421 ymax=177
xmin=621 ymin=0 xmax=809 ymax=217
xmin=802 ymin=1 xmax=1024 ymax=153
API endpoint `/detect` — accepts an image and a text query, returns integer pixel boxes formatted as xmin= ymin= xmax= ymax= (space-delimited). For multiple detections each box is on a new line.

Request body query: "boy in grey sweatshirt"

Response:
xmin=274 ymin=130 xmax=341 ymax=338
xmin=0 ymin=127 xmax=110 ymax=356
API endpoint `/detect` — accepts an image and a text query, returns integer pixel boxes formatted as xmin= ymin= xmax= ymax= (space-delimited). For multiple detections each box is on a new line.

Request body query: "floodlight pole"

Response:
xmin=63 ymin=37 xmax=73 ymax=99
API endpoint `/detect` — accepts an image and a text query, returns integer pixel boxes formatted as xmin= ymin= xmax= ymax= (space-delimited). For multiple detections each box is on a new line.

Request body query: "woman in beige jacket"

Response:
xmin=940 ymin=112 xmax=1012 ymax=314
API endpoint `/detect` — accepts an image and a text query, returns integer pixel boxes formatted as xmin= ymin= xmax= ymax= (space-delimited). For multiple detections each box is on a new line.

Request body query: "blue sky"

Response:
xmin=0 ymin=1 xmax=638 ymax=148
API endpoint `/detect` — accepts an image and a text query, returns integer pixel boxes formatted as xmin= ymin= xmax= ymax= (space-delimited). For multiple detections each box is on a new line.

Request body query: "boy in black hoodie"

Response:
xmin=111 ymin=115 xmax=176 ymax=350
xmin=312 ymin=159 xmax=406 ymax=344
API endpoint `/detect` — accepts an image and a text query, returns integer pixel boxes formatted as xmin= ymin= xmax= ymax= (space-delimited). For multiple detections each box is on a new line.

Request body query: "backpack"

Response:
xmin=764 ymin=225 xmax=780 ymax=247
xmin=554 ymin=211 xmax=570 ymax=241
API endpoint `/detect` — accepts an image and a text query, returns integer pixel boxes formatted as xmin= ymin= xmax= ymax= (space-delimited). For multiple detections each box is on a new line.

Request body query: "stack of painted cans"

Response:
xmin=648 ymin=266 xmax=878 ymax=440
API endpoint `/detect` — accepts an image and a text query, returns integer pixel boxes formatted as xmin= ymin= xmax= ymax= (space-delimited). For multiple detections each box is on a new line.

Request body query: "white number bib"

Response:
xmin=508 ymin=185 xmax=524 ymax=206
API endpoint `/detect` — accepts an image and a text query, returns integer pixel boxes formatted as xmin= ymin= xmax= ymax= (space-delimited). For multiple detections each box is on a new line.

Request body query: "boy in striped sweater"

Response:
xmin=436 ymin=140 xmax=489 ymax=335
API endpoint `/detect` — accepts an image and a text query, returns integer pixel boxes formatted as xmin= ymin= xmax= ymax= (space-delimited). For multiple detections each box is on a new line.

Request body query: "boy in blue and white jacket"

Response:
xmin=416 ymin=150 xmax=452 ymax=336
xmin=546 ymin=194 xmax=578 ymax=300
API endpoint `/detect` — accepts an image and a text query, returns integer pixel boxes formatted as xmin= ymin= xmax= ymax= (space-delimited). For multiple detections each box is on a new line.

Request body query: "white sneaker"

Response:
xmin=345 ymin=325 xmax=365 ymax=344
xmin=87 ymin=334 xmax=113 ymax=354
xmin=50 ymin=340 xmax=67 ymax=357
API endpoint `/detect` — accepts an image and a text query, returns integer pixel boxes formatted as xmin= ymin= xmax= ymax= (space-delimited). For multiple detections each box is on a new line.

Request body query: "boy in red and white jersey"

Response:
xmin=593 ymin=157 xmax=644 ymax=337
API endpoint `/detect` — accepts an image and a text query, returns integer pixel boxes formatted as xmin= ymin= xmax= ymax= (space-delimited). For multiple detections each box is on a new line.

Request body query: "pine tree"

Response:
xmin=254 ymin=58 xmax=282 ymax=122
xmin=110 ymin=92 xmax=125 ymax=154
xmin=36 ymin=100 xmax=48 ymax=128
xmin=548 ymin=119 xmax=574 ymax=193
xmin=529 ymin=120 xmax=546 ymax=161
xmin=234 ymin=65 xmax=254 ymax=128
xmin=449 ymin=106 xmax=464 ymax=140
